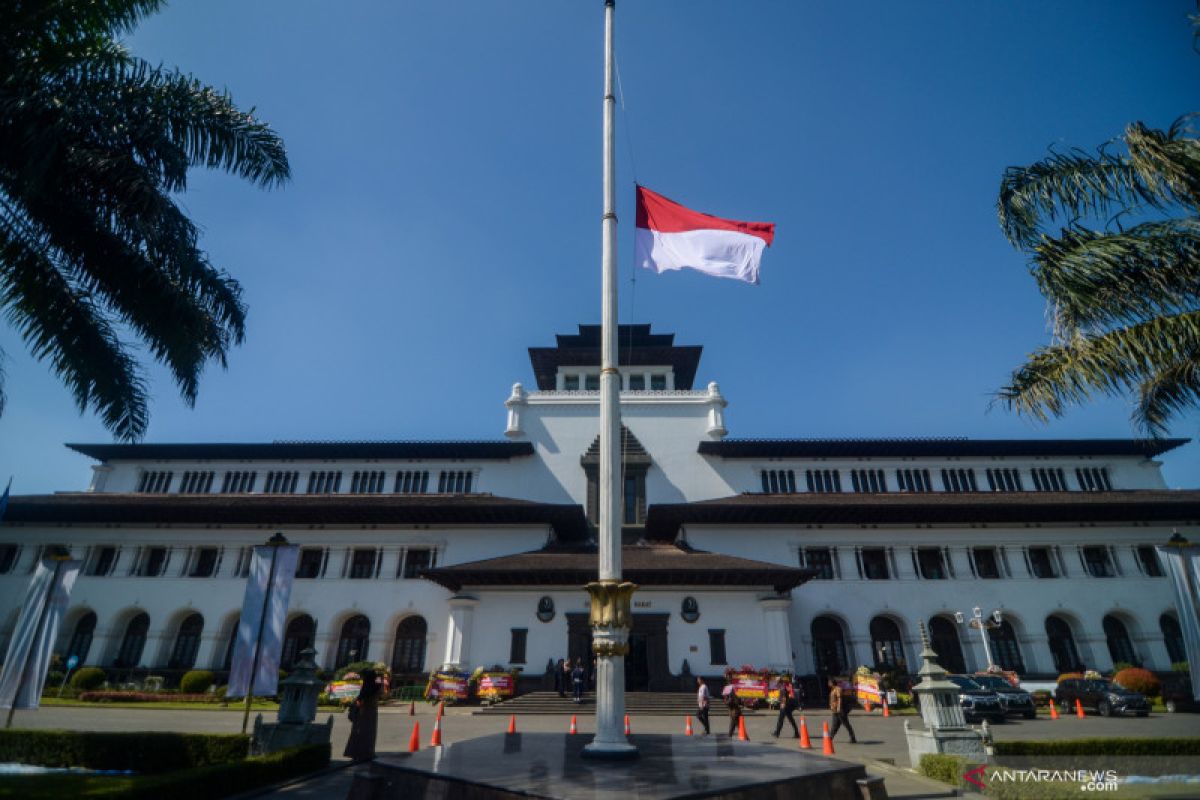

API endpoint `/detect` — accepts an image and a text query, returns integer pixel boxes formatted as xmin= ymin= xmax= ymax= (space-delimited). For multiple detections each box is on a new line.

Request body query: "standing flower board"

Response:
xmin=477 ymin=671 xmax=517 ymax=704
xmin=766 ymin=673 xmax=793 ymax=708
xmin=425 ymin=671 xmax=470 ymax=703
xmin=854 ymin=673 xmax=884 ymax=707
xmin=325 ymin=680 xmax=362 ymax=703
xmin=727 ymin=671 xmax=768 ymax=708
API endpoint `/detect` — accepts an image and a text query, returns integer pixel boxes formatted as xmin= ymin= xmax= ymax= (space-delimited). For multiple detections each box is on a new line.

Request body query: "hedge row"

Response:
xmin=994 ymin=738 xmax=1200 ymax=757
xmin=77 ymin=692 xmax=221 ymax=703
xmin=113 ymin=743 xmax=331 ymax=800
xmin=0 ymin=730 xmax=249 ymax=773
xmin=917 ymin=754 xmax=967 ymax=786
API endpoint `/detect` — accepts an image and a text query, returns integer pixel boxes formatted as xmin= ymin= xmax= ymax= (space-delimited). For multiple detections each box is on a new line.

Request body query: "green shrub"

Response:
xmin=1030 ymin=689 xmax=1052 ymax=706
xmin=1055 ymin=672 xmax=1083 ymax=684
xmin=1172 ymin=661 xmax=1191 ymax=673
xmin=995 ymin=738 xmax=1200 ymax=757
xmin=893 ymin=691 xmax=913 ymax=709
xmin=69 ymin=666 xmax=106 ymax=691
xmin=1113 ymin=667 xmax=1159 ymax=696
xmin=179 ymin=670 xmax=216 ymax=694
xmin=333 ymin=661 xmax=387 ymax=681
xmin=0 ymin=730 xmax=250 ymax=773
xmin=918 ymin=754 xmax=967 ymax=786
xmin=112 ymin=743 xmax=330 ymax=800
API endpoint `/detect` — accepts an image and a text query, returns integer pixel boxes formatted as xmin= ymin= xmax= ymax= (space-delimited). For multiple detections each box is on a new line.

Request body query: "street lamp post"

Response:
xmin=954 ymin=607 xmax=1003 ymax=671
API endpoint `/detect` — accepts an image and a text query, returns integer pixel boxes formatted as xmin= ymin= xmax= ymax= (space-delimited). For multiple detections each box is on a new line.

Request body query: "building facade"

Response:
xmin=0 ymin=325 xmax=1196 ymax=690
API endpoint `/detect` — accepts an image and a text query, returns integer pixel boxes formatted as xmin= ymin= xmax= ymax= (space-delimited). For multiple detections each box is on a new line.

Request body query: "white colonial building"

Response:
xmin=0 ymin=324 xmax=1195 ymax=693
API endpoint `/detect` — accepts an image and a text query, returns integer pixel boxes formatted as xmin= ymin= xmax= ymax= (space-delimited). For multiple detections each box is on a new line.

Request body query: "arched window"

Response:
xmin=281 ymin=615 xmax=316 ymax=670
xmin=1103 ymin=615 xmax=1138 ymax=667
xmin=811 ymin=616 xmax=848 ymax=677
xmin=222 ymin=622 xmax=238 ymax=672
xmin=869 ymin=616 xmax=906 ymax=672
xmin=67 ymin=612 xmax=97 ymax=664
xmin=169 ymin=613 xmax=204 ymax=670
xmin=1160 ymin=614 xmax=1185 ymax=665
xmin=987 ymin=620 xmax=1025 ymax=673
xmin=928 ymin=616 xmax=966 ymax=674
xmin=392 ymin=616 xmax=428 ymax=674
xmin=336 ymin=615 xmax=370 ymax=667
xmin=114 ymin=613 xmax=150 ymax=668
xmin=1045 ymin=615 xmax=1082 ymax=673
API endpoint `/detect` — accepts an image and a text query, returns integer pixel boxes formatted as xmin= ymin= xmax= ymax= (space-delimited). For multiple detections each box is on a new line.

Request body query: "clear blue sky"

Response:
xmin=2 ymin=1 xmax=1197 ymax=493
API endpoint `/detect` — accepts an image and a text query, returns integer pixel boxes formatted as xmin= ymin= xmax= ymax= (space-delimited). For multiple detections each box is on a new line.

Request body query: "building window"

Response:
xmin=1031 ymin=467 xmax=1066 ymax=492
xmin=178 ymin=470 xmax=214 ymax=493
xmin=189 ymin=547 xmax=220 ymax=578
xmin=988 ymin=620 xmax=1025 ymax=673
xmin=509 ymin=629 xmax=528 ymax=664
xmin=941 ymin=468 xmax=977 ymax=492
xmin=858 ymin=548 xmax=890 ymax=580
xmin=307 ymin=471 xmax=342 ymax=494
xmin=1027 ymin=546 xmax=1059 ymax=578
xmin=1103 ymin=615 xmax=1138 ymax=666
xmin=87 ymin=546 xmax=118 ymax=577
xmin=650 ymin=374 xmax=667 ymax=390
xmin=438 ymin=470 xmax=473 ymax=493
xmin=985 ymin=468 xmax=1023 ymax=492
xmin=349 ymin=470 xmax=385 ymax=494
xmin=623 ymin=474 xmax=643 ymax=524
xmin=1161 ymin=614 xmax=1186 ymax=664
xmin=137 ymin=471 xmax=173 ymax=493
xmin=585 ymin=374 xmax=600 ymax=391
xmin=708 ymin=629 xmax=727 ymax=665
xmin=137 ymin=547 xmax=167 ymax=577
xmin=563 ymin=375 xmax=580 ymax=391
xmin=395 ymin=470 xmax=430 ymax=493
xmin=336 ymin=615 xmax=371 ymax=667
xmin=972 ymin=547 xmax=1002 ymax=579
xmin=869 ymin=616 xmax=906 ymax=672
xmin=281 ymin=614 xmax=316 ymax=670
xmin=1082 ymin=546 xmax=1116 ymax=578
xmin=348 ymin=549 xmax=378 ymax=579
xmin=628 ymin=374 xmax=645 ymax=390
xmin=810 ymin=616 xmax=848 ymax=676
xmin=801 ymin=547 xmax=836 ymax=580
xmin=806 ymin=469 xmax=841 ymax=493
xmin=895 ymin=468 xmax=931 ymax=492
xmin=221 ymin=471 xmax=257 ymax=493
xmin=400 ymin=548 xmax=434 ymax=579
xmin=1135 ymin=546 xmax=1164 ymax=577
xmin=114 ymin=612 xmax=150 ymax=668
xmin=850 ymin=469 xmax=887 ymax=492
xmin=168 ymin=613 xmax=204 ymax=670
xmin=392 ymin=616 xmax=427 ymax=674
xmin=67 ymin=612 xmax=97 ymax=664
xmin=264 ymin=471 xmax=299 ymax=494
xmin=1045 ymin=615 xmax=1083 ymax=673
xmin=760 ymin=469 xmax=797 ymax=493
xmin=0 ymin=545 xmax=17 ymax=574
xmin=1076 ymin=467 xmax=1112 ymax=492
xmin=295 ymin=548 xmax=325 ymax=579
xmin=915 ymin=548 xmax=948 ymax=580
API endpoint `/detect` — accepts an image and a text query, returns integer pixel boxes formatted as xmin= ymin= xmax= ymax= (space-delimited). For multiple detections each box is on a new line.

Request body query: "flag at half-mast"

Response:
xmin=635 ymin=185 xmax=775 ymax=285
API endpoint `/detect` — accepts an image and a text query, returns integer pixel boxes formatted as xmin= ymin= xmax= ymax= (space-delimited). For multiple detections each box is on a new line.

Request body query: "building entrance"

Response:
xmin=566 ymin=612 xmax=671 ymax=691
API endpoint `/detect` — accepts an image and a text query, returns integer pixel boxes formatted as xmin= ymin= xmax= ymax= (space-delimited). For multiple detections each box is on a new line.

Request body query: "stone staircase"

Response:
xmin=473 ymin=691 xmax=700 ymax=716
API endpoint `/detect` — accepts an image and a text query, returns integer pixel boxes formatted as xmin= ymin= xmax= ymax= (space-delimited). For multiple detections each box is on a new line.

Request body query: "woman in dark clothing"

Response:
xmin=344 ymin=668 xmax=381 ymax=763
xmin=772 ymin=681 xmax=800 ymax=738
xmin=725 ymin=687 xmax=742 ymax=737
xmin=554 ymin=658 xmax=566 ymax=697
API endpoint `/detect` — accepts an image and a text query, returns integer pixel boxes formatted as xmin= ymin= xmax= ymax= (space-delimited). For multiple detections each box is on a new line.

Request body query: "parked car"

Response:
xmin=1055 ymin=678 xmax=1150 ymax=717
xmin=969 ymin=674 xmax=1037 ymax=719
xmin=946 ymin=675 xmax=1006 ymax=723
xmin=1160 ymin=675 xmax=1199 ymax=713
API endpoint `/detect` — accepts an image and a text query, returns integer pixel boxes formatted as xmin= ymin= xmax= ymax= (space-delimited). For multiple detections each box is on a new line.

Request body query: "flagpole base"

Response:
xmin=581 ymin=740 xmax=640 ymax=760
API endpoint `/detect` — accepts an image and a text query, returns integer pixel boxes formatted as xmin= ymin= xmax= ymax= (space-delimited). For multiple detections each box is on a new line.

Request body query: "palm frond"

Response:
xmin=1136 ymin=357 xmax=1200 ymax=435
xmin=1125 ymin=119 xmax=1200 ymax=211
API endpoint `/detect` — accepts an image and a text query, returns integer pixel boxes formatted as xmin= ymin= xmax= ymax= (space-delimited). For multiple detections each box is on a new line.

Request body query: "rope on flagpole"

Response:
xmin=614 ymin=50 xmax=639 ymax=365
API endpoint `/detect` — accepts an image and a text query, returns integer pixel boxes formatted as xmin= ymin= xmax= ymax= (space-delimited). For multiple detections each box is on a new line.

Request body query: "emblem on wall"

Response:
xmin=536 ymin=596 xmax=555 ymax=622
xmin=681 ymin=596 xmax=700 ymax=623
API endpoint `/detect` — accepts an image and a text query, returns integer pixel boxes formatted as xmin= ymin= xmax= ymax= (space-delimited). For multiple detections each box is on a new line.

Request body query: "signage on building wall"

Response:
xmin=681 ymin=597 xmax=700 ymax=623
xmin=536 ymin=596 xmax=555 ymax=622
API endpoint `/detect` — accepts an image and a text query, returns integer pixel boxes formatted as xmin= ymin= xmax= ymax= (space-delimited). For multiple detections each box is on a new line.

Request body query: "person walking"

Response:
xmin=554 ymin=658 xmax=566 ymax=697
xmin=695 ymin=677 xmax=711 ymax=735
xmin=562 ymin=658 xmax=573 ymax=698
xmin=827 ymin=677 xmax=857 ymax=744
xmin=772 ymin=680 xmax=800 ymax=738
xmin=344 ymin=668 xmax=381 ymax=763
xmin=725 ymin=684 xmax=742 ymax=737
xmin=572 ymin=660 xmax=586 ymax=703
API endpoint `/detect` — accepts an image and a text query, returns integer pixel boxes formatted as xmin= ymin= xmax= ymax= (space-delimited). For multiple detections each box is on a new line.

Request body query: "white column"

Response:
xmin=443 ymin=595 xmax=478 ymax=669
xmin=505 ymin=382 xmax=527 ymax=438
xmin=705 ymin=382 xmax=728 ymax=439
xmin=760 ymin=596 xmax=794 ymax=671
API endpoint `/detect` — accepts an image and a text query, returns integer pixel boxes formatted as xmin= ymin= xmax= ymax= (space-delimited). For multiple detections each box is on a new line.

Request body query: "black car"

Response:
xmin=969 ymin=674 xmax=1037 ymax=719
xmin=946 ymin=675 xmax=1006 ymax=723
xmin=1055 ymin=678 xmax=1150 ymax=717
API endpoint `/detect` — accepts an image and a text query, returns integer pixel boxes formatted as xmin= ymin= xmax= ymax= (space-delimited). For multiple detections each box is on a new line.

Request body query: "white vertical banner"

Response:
xmin=1158 ymin=543 xmax=1200 ymax=701
xmin=0 ymin=558 xmax=81 ymax=710
xmin=226 ymin=544 xmax=299 ymax=698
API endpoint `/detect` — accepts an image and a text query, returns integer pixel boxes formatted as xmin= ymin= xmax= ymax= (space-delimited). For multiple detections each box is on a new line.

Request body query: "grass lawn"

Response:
xmin=38 ymin=697 xmax=281 ymax=712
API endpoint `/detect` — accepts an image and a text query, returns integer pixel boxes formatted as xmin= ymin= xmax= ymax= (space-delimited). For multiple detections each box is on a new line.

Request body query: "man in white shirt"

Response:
xmin=696 ymin=677 xmax=711 ymax=735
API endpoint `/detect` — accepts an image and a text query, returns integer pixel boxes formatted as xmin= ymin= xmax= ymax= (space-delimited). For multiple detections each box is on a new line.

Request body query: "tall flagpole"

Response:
xmin=584 ymin=0 xmax=638 ymax=759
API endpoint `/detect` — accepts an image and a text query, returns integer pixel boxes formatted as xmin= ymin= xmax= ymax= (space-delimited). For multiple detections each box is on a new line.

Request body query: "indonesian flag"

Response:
xmin=635 ymin=185 xmax=775 ymax=285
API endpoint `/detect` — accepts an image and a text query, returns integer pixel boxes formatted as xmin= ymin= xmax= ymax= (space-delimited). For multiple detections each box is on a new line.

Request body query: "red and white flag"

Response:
xmin=635 ymin=185 xmax=775 ymax=285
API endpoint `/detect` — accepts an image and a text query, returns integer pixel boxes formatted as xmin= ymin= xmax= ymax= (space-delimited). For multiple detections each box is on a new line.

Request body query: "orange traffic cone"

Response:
xmin=507 ymin=714 xmax=517 ymax=734
xmin=1075 ymin=699 xmax=1085 ymax=719
xmin=624 ymin=714 xmax=632 ymax=735
xmin=430 ymin=717 xmax=443 ymax=747
xmin=737 ymin=716 xmax=749 ymax=741
xmin=685 ymin=716 xmax=693 ymax=736
xmin=798 ymin=717 xmax=812 ymax=749
xmin=1049 ymin=701 xmax=1059 ymax=720
xmin=437 ymin=701 xmax=444 ymax=720
xmin=882 ymin=701 xmax=890 ymax=718
xmin=864 ymin=699 xmax=872 ymax=713
xmin=822 ymin=721 xmax=835 ymax=755
xmin=569 ymin=715 xmax=578 ymax=735
xmin=409 ymin=701 xmax=415 ymax=716
xmin=408 ymin=721 xmax=420 ymax=753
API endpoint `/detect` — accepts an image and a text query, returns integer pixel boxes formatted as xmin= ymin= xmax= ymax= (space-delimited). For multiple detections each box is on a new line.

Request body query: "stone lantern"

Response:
xmin=904 ymin=622 xmax=988 ymax=767
xmin=252 ymin=648 xmax=333 ymax=754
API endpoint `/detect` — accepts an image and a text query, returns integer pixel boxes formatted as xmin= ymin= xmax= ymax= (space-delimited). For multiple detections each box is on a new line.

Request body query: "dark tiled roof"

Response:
xmin=1 ymin=493 xmax=588 ymax=539
xmin=528 ymin=324 xmax=702 ymax=390
xmin=644 ymin=490 xmax=1200 ymax=538
xmin=66 ymin=441 xmax=534 ymax=462
xmin=420 ymin=542 xmax=811 ymax=593
xmin=698 ymin=438 xmax=1189 ymax=459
